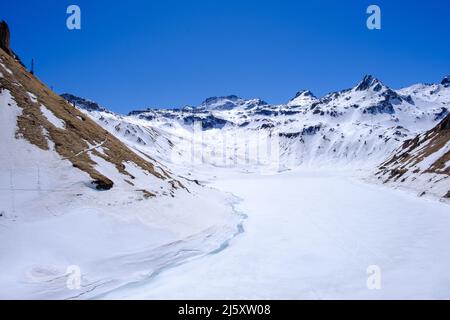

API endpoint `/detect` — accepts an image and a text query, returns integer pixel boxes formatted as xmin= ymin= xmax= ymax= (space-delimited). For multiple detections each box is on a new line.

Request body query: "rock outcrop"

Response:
xmin=0 ymin=20 xmax=23 ymax=66
xmin=0 ymin=20 xmax=12 ymax=56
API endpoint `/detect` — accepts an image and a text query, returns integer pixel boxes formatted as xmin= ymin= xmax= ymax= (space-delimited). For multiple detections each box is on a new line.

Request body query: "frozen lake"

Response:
xmin=105 ymin=170 xmax=450 ymax=299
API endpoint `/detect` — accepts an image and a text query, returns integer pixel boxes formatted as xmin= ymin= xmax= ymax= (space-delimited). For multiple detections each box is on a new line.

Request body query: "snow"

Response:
xmin=0 ymin=89 xmax=241 ymax=299
xmin=0 ymin=186 xmax=241 ymax=299
xmin=1 ymin=72 xmax=450 ymax=300
xmin=0 ymin=61 xmax=13 ymax=75
xmin=104 ymin=75 xmax=448 ymax=177
xmin=40 ymin=104 xmax=66 ymax=129
xmin=287 ymin=90 xmax=317 ymax=107
xmin=103 ymin=169 xmax=450 ymax=299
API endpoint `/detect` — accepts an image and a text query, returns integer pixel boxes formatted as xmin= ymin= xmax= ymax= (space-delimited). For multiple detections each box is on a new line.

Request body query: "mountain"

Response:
xmin=0 ymin=48 xmax=181 ymax=192
xmin=0 ymin=26 xmax=241 ymax=299
xmin=375 ymin=113 xmax=450 ymax=199
xmin=199 ymin=95 xmax=268 ymax=110
xmin=61 ymin=93 xmax=108 ymax=112
xmin=67 ymin=74 xmax=450 ymax=179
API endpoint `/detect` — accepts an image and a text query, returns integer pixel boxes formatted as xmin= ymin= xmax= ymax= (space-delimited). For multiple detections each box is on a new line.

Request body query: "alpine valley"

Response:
xmin=1 ymin=21 xmax=449 ymax=299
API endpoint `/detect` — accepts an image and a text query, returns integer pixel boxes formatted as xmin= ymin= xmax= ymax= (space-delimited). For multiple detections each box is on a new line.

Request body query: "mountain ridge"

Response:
xmin=65 ymin=73 xmax=450 ymax=200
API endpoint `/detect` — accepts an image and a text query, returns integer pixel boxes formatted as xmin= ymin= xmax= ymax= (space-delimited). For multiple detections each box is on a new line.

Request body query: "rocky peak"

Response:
xmin=355 ymin=75 xmax=385 ymax=92
xmin=201 ymin=95 xmax=239 ymax=106
xmin=61 ymin=93 xmax=107 ymax=112
xmin=441 ymin=76 xmax=450 ymax=88
xmin=437 ymin=113 xmax=450 ymax=131
xmin=293 ymin=90 xmax=315 ymax=99
xmin=287 ymin=89 xmax=317 ymax=107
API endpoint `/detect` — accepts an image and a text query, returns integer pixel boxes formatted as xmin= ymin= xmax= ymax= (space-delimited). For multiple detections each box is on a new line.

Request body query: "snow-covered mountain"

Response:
xmin=0 ymin=39 xmax=240 ymax=298
xmin=64 ymin=78 xmax=450 ymax=299
xmin=2 ymin=20 xmax=450 ymax=300
xmin=69 ymin=74 xmax=450 ymax=178
xmin=199 ymin=95 xmax=268 ymax=110
xmin=286 ymin=90 xmax=317 ymax=107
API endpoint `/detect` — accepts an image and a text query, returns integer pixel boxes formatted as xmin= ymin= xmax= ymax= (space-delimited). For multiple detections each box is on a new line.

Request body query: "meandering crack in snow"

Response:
xmin=87 ymin=196 xmax=247 ymax=300
xmin=17 ymin=194 xmax=246 ymax=300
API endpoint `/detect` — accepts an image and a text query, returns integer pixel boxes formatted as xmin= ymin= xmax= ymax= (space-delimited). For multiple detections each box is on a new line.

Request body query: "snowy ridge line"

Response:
xmin=71 ymin=74 xmax=449 ymax=179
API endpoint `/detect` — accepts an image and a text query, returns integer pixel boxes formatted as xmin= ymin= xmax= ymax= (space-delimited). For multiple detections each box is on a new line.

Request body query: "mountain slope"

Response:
xmin=199 ymin=95 xmax=268 ymax=110
xmin=0 ymin=47 xmax=177 ymax=192
xmin=0 ymin=37 xmax=241 ymax=299
xmin=375 ymin=113 xmax=450 ymax=199
xmin=69 ymin=75 xmax=450 ymax=177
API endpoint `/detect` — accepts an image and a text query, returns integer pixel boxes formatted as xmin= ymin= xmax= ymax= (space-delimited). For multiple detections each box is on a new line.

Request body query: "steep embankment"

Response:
xmin=0 ymin=47 xmax=180 ymax=192
xmin=66 ymin=75 xmax=450 ymax=183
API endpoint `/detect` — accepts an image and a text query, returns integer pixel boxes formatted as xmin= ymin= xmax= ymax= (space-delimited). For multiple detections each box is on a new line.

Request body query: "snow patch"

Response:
xmin=0 ymin=62 xmax=13 ymax=75
xmin=27 ymin=92 xmax=38 ymax=103
xmin=40 ymin=104 xmax=65 ymax=129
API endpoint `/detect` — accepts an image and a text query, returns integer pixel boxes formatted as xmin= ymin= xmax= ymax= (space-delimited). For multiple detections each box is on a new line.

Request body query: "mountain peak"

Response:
xmin=441 ymin=76 xmax=450 ymax=87
xmin=61 ymin=93 xmax=107 ymax=112
xmin=201 ymin=95 xmax=240 ymax=106
xmin=355 ymin=75 xmax=385 ymax=92
xmin=287 ymin=89 xmax=317 ymax=107
xmin=293 ymin=90 xmax=316 ymax=99
xmin=0 ymin=20 xmax=12 ymax=57
xmin=200 ymin=95 xmax=267 ymax=110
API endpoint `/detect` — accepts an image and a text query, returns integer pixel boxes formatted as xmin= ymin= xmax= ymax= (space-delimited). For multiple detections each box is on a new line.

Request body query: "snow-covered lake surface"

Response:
xmin=104 ymin=170 xmax=450 ymax=299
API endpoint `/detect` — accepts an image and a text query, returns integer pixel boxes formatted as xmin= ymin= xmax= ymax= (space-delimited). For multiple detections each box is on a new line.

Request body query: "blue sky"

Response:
xmin=2 ymin=0 xmax=449 ymax=113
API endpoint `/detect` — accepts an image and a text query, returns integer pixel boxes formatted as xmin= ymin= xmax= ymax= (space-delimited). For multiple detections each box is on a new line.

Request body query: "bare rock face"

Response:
xmin=437 ymin=112 xmax=450 ymax=131
xmin=0 ymin=20 xmax=13 ymax=56
xmin=0 ymin=20 xmax=24 ymax=67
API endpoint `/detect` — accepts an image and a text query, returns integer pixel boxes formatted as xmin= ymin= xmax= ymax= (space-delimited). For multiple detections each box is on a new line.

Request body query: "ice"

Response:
xmin=104 ymin=169 xmax=450 ymax=299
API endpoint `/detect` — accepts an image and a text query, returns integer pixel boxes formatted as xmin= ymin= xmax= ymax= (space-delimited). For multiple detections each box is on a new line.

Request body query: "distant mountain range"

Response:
xmin=61 ymin=73 xmax=450 ymax=198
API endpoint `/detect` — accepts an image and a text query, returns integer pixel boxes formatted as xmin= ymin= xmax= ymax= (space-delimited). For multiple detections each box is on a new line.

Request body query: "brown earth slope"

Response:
xmin=0 ymin=45 xmax=182 ymax=191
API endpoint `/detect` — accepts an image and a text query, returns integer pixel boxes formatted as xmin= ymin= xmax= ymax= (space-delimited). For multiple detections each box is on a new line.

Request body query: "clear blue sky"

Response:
xmin=2 ymin=0 xmax=449 ymax=113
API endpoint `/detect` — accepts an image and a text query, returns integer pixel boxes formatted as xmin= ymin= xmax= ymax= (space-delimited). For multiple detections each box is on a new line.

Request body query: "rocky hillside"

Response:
xmin=376 ymin=113 xmax=450 ymax=199
xmin=0 ymin=23 xmax=242 ymax=299
xmin=0 ymin=35 xmax=183 ymax=196
xmin=68 ymin=74 xmax=450 ymax=173
xmin=61 ymin=93 xmax=108 ymax=112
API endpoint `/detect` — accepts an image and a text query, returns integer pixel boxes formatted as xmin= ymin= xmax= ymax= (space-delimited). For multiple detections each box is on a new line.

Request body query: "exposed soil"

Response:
xmin=0 ymin=48 xmax=178 ymax=191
